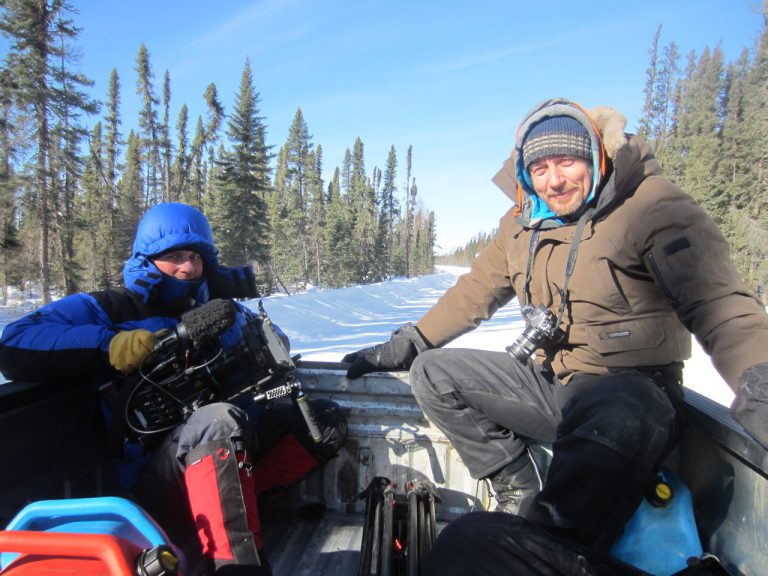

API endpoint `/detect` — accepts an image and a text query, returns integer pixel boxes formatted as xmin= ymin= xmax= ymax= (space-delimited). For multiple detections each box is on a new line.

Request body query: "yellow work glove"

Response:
xmin=109 ymin=329 xmax=159 ymax=374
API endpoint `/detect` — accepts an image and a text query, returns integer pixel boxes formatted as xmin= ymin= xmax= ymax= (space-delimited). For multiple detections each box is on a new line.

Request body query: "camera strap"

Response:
xmin=522 ymin=208 xmax=594 ymax=329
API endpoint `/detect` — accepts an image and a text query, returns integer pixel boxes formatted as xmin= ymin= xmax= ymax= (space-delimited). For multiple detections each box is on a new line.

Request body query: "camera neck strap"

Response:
xmin=522 ymin=208 xmax=594 ymax=328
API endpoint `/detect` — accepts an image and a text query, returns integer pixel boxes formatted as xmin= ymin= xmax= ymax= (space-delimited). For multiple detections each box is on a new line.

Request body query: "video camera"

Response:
xmin=115 ymin=299 xmax=320 ymax=441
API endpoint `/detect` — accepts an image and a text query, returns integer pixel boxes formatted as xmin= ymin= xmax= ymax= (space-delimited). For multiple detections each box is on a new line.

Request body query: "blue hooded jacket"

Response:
xmin=0 ymin=203 xmax=261 ymax=383
xmin=124 ymin=202 xmax=259 ymax=307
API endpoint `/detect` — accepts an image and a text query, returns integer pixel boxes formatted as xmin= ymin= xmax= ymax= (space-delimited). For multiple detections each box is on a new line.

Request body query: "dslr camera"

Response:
xmin=506 ymin=304 xmax=565 ymax=363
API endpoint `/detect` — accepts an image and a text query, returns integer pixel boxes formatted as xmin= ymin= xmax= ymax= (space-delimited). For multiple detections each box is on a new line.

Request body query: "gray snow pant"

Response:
xmin=409 ymin=348 xmax=683 ymax=549
xmin=133 ymin=398 xmax=347 ymax=575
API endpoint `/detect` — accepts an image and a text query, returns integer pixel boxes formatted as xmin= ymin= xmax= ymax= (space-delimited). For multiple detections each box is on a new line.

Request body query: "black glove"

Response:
xmin=342 ymin=323 xmax=431 ymax=379
xmin=731 ymin=363 xmax=768 ymax=450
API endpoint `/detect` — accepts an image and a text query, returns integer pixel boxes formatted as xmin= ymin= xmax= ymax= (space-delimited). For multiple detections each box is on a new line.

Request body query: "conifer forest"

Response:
xmin=0 ymin=0 xmax=435 ymax=304
xmin=2 ymin=1 xmax=768 ymax=305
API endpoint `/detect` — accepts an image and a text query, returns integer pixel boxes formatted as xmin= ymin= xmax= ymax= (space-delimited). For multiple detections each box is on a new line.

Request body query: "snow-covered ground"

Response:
xmin=0 ymin=265 xmax=734 ymax=406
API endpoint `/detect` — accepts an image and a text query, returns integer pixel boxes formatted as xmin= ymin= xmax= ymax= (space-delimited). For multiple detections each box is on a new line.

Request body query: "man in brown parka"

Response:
xmin=343 ymin=98 xmax=768 ymax=551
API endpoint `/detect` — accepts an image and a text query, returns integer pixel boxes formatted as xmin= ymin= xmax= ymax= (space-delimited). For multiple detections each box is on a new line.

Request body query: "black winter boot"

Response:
xmin=489 ymin=454 xmax=542 ymax=516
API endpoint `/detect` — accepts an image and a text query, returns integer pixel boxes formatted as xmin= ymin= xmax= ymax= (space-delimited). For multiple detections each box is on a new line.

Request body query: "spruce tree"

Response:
xmin=102 ymin=68 xmax=122 ymax=283
xmin=307 ymin=145 xmax=325 ymax=286
xmin=135 ymin=43 xmax=161 ymax=208
xmin=270 ymin=108 xmax=313 ymax=288
xmin=1 ymin=0 xmax=55 ymax=300
xmin=662 ymin=50 xmax=699 ymax=187
xmin=212 ymin=59 xmax=271 ymax=278
xmin=203 ymin=82 xmax=224 ymax=142
xmin=175 ymin=84 xmax=223 ymax=209
xmin=638 ymin=25 xmax=680 ymax=158
xmin=187 ymin=115 xmax=206 ymax=207
xmin=412 ymin=209 xmax=429 ymax=276
xmin=161 ymin=70 xmax=172 ymax=201
xmin=370 ymin=165 xmax=381 ymax=279
xmin=204 ymin=143 xmax=224 ymax=218
xmin=720 ymin=50 xmax=751 ymax=212
xmin=719 ymin=50 xmax=754 ymax=285
xmin=651 ymin=40 xmax=680 ymax=166
xmin=268 ymin=145 xmax=294 ymax=292
xmin=341 ymin=148 xmax=352 ymax=194
xmin=678 ymin=47 xmax=726 ymax=221
xmin=52 ymin=112 xmax=86 ymax=294
xmin=0 ymin=0 xmax=95 ymax=301
xmin=408 ymin=182 xmax=422 ymax=274
xmin=104 ymin=68 xmax=120 ymax=192
xmin=80 ymin=121 xmax=114 ymax=290
xmin=115 ymin=130 xmax=144 ymax=263
xmin=0 ymin=67 xmax=20 ymax=303
xmin=424 ymin=210 xmax=436 ymax=273
xmin=50 ymin=6 xmax=98 ymax=294
xmin=172 ymin=103 xmax=188 ymax=200
xmin=403 ymin=146 xmax=415 ymax=277
xmin=638 ymin=24 xmax=661 ymax=141
xmin=323 ymin=166 xmax=354 ymax=287
xmin=376 ymin=145 xmax=398 ymax=280
xmin=349 ymin=137 xmax=376 ymax=283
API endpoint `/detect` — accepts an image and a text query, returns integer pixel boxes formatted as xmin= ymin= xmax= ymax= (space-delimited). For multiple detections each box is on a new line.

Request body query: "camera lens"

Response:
xmin=506 ymin=326 xmax=540 ymax=363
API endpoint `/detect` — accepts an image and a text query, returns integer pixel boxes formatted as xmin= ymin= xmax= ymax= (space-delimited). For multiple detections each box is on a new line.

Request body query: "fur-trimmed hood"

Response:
xmin=492 ymin=98 xmax=651 ymax=229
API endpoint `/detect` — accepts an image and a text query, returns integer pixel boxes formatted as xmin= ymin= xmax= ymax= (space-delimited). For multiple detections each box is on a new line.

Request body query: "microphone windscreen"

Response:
xmin=180 ymin=298 xmax=238 ymax=350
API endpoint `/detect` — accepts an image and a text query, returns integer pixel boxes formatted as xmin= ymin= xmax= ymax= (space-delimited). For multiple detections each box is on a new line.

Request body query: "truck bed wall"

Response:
xmin=288 ymin=364 xmax=489 ymax=520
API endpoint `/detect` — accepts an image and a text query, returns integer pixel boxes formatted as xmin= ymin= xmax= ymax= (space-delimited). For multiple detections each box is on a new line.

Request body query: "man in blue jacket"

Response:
xmin=0 ymin=202 xmax=347 ymax=576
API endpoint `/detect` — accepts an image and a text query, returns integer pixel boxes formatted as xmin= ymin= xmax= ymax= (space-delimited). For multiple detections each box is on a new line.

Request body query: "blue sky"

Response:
xmin=18 ymin=1 xmax=768 ymax=252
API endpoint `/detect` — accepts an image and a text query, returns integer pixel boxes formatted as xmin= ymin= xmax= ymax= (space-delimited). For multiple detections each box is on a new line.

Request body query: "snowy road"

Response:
xmin=0 ymin=266 xmax=733 ymax=406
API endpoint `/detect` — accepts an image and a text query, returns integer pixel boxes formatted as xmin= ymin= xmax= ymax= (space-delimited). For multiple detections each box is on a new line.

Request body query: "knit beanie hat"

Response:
xmin=521 ymin=116 xmax=592 ymax=169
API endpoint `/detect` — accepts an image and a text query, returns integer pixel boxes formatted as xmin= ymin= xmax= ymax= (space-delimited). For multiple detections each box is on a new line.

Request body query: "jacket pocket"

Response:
xmin=583 ymin=258 xmax=632 ymax=315
xmin=585 ymin=317 xmax=667 ymax=355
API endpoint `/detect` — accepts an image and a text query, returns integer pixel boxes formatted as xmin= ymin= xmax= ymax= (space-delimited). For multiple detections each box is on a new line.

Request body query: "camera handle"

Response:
xmin=249 ymin=372 xmax=323 ymax=443
xmin=293 ymin=385 xmax=323 ymax=443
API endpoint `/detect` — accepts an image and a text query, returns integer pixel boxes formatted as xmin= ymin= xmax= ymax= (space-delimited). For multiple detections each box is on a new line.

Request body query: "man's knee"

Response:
xmin=560 ymin=374 xmax=678 ymax=458
xmin=409 ymin=348 xmax=444 ymax=399
xmin=177 ymin=402 xmax=249 ymax=459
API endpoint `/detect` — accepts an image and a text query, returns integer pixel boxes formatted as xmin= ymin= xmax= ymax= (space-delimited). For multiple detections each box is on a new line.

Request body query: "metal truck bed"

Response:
xmin=1 ymin=362 xmax=766 ymax=575
xmin=265 ymin=363 xmax=768 ymax=576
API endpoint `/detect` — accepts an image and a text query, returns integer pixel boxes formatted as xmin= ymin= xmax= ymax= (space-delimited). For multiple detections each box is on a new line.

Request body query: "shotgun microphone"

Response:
xmin=155 ymin=298 xmax=238 ymax=355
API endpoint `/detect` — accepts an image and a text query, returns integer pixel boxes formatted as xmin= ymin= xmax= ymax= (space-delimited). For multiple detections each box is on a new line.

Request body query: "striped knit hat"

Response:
xmin=521 ymin=116 xmax=592 ymax=169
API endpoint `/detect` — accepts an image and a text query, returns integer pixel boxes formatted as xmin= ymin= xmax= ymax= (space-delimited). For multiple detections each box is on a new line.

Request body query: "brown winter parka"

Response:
xmin=416 ymin=100 xmax=768 ymax=390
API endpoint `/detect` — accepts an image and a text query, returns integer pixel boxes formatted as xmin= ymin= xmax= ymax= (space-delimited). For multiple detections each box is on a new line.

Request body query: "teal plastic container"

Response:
xmin=611 ymin=468 xmax=703 ymax=575
xmin=0 ymin=496 xmax=179 ymax=571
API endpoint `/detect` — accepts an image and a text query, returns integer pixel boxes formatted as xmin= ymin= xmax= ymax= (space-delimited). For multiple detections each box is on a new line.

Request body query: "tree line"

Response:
xmin=637 ymin=12 xmax=768 ymax=300
xmin=440 ymin=7 xmax=768 ymax=300
xmin=0 ymin=0 xmax=436 ymax=305
xmin=436 ymin=230 xmax=496 ymax=268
